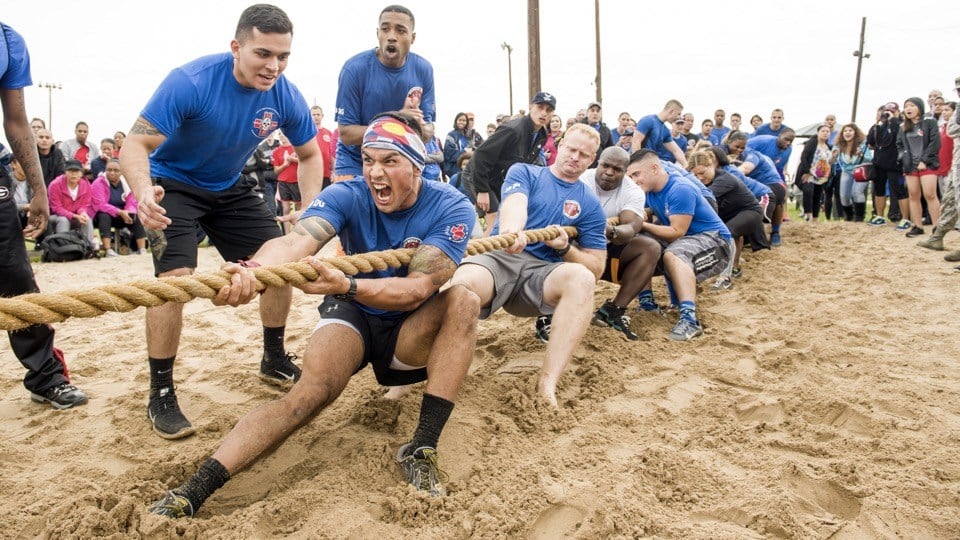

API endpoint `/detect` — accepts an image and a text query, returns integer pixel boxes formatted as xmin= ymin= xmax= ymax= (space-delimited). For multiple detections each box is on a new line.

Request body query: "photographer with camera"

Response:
xmin=866 ymin=102 xmax=907 ymax=226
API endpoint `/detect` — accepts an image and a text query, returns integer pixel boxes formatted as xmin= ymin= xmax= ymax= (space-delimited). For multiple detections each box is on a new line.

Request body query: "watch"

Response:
xmin=334 ymin=275 xmax=357 ymax=302
xmin=556 ymin=243 xmax=571 ymax=256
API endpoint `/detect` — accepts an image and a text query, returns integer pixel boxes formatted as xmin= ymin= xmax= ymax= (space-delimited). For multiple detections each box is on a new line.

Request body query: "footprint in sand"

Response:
xmin=527 ymin=504 xmax=585 ymax=539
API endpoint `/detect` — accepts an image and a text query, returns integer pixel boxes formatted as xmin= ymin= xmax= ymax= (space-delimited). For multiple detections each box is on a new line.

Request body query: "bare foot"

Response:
xmin=383 ymin=385 xmax=412 ymax=400
xmin=536 ymin=379 xmax=559 ymax=409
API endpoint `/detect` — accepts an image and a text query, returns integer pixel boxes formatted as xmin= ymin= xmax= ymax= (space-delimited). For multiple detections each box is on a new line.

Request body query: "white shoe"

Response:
xmin=105 ymin=248 xmax=119 ymax=257
xmin=137 ymin=248 xmax=148 ymax=255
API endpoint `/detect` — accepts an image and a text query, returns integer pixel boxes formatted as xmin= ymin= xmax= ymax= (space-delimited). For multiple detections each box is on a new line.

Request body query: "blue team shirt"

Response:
xmin=496 ymin=164 xmax=607 ymax=262
xmin=723 ymin=165 xmax=772 ymax=199
xmin=741 ymin=150 xmax=783 ymax=186
xmin=699 ymin=132 xmax=720 ymax=145
xmin=0 ymin=23 xmax=32 ymax=89
xmin=635 ymin=114 xmax=676 ymax=162
xmin=673 ymin=134 xmax=688 ymax=153
xmin=746 ymin=135 xmax=792 ymax=178
xmin=712 ymin=125 xmax=731 ymax=143
xmin=301 ymin=178 xmax=475 ymax=318
xmin=661 ymin=160 xmax=715 ymax=201
xmin=754 ymin=123 xmax=791 ymax=137
xmin=334 ymin=49 xmax=436 ymax=176
xmin=141 ymin=53 xmax=315 ymax=192
xmin=645 ymin=174 xmax=731 ymax=240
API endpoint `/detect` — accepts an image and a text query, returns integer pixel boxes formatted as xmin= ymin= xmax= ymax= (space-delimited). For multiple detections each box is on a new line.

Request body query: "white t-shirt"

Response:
xmin=578 ymin=169 xmax=646 ymax=219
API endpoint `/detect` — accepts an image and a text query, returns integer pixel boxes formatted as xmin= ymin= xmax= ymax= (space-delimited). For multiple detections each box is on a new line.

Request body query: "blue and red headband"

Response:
xmin=361 ymin=117 xmax=426 ymax=171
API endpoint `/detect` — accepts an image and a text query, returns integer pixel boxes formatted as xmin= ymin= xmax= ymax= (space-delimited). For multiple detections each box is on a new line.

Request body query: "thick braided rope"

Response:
xmin=0 ymin=222 xmax=592 ymax=331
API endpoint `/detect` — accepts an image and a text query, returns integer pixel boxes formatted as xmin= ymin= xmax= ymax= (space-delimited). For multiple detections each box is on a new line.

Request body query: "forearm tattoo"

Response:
xmin=408 ymin=245 xmax=456 ymax=287
xmin=294 ymin=216 xmax=337 ymax=245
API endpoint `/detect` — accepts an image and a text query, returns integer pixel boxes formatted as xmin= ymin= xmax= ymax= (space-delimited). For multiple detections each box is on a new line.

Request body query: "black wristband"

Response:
xmin=556 ymin=243 xmax=571 ymax=256
xmin=334 ymin=275 xmax=357 ymax=302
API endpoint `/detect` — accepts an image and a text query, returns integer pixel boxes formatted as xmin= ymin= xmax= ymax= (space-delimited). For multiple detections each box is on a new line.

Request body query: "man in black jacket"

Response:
xmin=580 ymin=101 xmax=613 ymax=168
xmin=465 ymin=91 xmax=556 ymax=235
xmin=866 ymin=102 xmax=906 ymax=225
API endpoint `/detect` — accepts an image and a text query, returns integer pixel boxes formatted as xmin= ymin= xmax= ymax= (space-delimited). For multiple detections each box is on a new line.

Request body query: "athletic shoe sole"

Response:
xmin=30 ymin=392 xmax=88 ymax=410
xmin=258 ymin=371 xmax=297 ymax=389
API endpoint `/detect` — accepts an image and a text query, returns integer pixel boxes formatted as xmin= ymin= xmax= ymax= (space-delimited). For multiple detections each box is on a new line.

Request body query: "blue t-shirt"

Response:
xmin=645 ymin=174 xmax=731 ymax=240
xmin=741 ymin=149 xmax=783 ymax=186
xmin=0 ymin=23 xmax=32 ymax=89
xmin=712 ymin=125 xmax=731 ymax=143
xmin=673 ymin=134 xmax=688 ymax=153
xmin=661 ymin=160 xmax=715 ymax=201
xmin=334 ymin=49 xmax=436 ymax=177
xmin=422 ymin=137 xmax=441 ymax=181
xmin=496 ymin=164 xmax=607 ymax=262
xmin=699 ymin=132 xmax=720 ymax=145
xmin=301 ymin=178 xmax=475 ymax=318
xmin=141 ymin=53 xmax=315 ymax=192
xmin=635 ymin=114 xmax=675 ymax=162
xmin=754 ymin=123 xmax=791 ymax=137
xmin=724 ymin=165 xmax=772 ymax=199
xmin=746 ymin=135 xmax=792 ymax=178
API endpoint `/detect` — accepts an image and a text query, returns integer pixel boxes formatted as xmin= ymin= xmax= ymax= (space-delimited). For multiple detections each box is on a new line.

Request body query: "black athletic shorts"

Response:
xmin=768 ymin=182 xmax=787 ymax=207
xmin=149 ymin=177 xmax=281 ymax=275
xmin=316 ymin=296 xmax=422 ymax=386
xmin=600 ymin=243 xmax=625 ymax=283
xmin=278 ymin=181 xmax=301 ymax=203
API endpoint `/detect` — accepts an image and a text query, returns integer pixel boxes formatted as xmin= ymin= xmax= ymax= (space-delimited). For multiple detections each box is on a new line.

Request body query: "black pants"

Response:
xmin=0 ymin=173 xmax=69 ymax=394
xmin=801 ymin=182 xmax=825 ymax=217
xmin=95 ymin=211 xmax=146 ymax=244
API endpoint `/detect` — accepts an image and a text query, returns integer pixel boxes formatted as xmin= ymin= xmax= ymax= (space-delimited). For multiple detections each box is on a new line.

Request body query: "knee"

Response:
xmin=558 ymin=263 xmax=597 ymax=298
xmin=442 ymin=283 xmax=481 ymax=321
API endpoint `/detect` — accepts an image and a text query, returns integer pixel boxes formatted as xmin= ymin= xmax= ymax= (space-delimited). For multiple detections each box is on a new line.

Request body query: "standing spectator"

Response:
xmin=47 ymin=160 xmax=98 ymax=248
xmin=699 ymin=119 xmax=719 ymax=145
xmin=669 ymin=119 xmax=688 ymax=156
xmin=58 ymin=121 xmax=100 ymax=176
xmin=632 ymin=99 xmax=688 ymax=166
xmin=795 ymin=125 xmax=835 ymax=222
xmin=749 ymin=114 xmax=763 ymax=135
xmin=310 ymin=106 xmax=334 ymax=190
xmin=543 ymin=114 xmax=564 ymax=165
xmin=581 ymin=101 xmax=613 ymax=167
xmin=420 ymin=122 xmax=443 ymax=181
xmin=610 ymin=111 xmax=632 ymax=146
xmin=91 ymin=159 xmax=146 ymax=256
xmin=729 ymin=113 xmax=742 ymax=132
xmin=464 ymin=112 xmax=483 ymax=148
xmin=898 ymin=97 xmax=941 ymax=238
xmin=835 ymin=123 xmax=871 ymax=222
xmin=679 ymin=113 xmax=698 ymax=145
xmin=867 ymin=102 xmax=907 ymax=226
xmin=755 ymin=109 xmax=791 ymax=137
xmin=442 ymin=112 xmax=470 ymax=177
xmin=36 ymin=128 xmax=65 ymax=186
xmin=918 ymin=100 xmax=957 ymax=251
xmin=120 ymin=4 xmax=323 ymax=440
xmin=333 ymin=5 xmax=434 ymax=181
xmin=0 ymin=20 xmax=88 ymax=410
xmin=712 ymin=109 xmax=731 ymax=143
xmin=926 ymin=89 xmax=943 ymax=120
xmin=30 ymin=117 xmax=45 ymax=133
xmin=272 ymin=131 xmax=301 ymax=233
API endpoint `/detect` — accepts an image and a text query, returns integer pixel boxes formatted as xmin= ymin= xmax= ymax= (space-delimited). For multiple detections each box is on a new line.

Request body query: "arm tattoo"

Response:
xmin=294 ymin=216 xmax=337 ymax=246
xmin=408 ymin=245 xmax=457 ymax=287
xmin=129 ymin=116 xmax=161 ymax=136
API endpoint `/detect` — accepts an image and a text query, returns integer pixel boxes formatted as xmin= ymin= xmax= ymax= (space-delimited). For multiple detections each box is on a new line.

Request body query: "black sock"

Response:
xmin=149 ymin=356 xmax=176 ymax=390
xmin=174 ymin=457 xmax=231 ymax=513
xmin=410 ymin=393 xmax=454 ymax=451
xmin=263 ymin=326 xmax=285 ymax=361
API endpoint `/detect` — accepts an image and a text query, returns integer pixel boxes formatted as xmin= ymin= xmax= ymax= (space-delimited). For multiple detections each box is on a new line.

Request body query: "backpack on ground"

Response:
xmin=40 ymin=231 xmax=98 ymax=262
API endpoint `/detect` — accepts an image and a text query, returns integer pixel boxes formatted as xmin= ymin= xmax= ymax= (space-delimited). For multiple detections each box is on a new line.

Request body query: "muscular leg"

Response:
xmin=259 ymin=284 xmax=292 ymax=328
xmin=663 ymin=252 xmax=696 ymax=304
xmin=146 ymin=268 xmax=194 ymax=358
xmin=539 ymin=263 xmax=596 ymax=407
xmin=611 ymin=235 xmax=661 ymax=307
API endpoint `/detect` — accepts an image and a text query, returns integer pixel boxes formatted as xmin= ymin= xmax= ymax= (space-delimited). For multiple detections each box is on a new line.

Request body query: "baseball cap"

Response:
xmin=531 ymin=91 xmax=557 ymax=109
xmin=64 ymin=159 xmax=83 ymax=171
xmin=954 ymin=75 xmax=960 ymax=89
xmin=587 ymin=101 xmax=602 ymax=110
xmin=883 ymin=102 xmax=899 ymax=112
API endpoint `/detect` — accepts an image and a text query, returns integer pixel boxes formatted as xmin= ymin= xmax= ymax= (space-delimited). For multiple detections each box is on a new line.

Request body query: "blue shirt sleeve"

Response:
xmin=334 ymin=56 xmax=364 ymax=127
xmin=667 ymin=180 xmax=697 ymax=216
xmin=140 ymin=68 xmax=198 ymax=139
xmin=0 ymin=24 xmax=33 ymax=89
xmin=300 ymin=182 xmax=356 ymax=232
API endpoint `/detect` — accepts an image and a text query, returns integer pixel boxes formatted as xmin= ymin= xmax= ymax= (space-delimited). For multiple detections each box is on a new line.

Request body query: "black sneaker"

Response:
xmin=591 ymin=300 xmax=639 ymax=341
xmin=905 ymin=226 xmax=925 ymax=238
xmin=30 ymin=383 xmax=88 ymax=410
xmin=534 ymin=315 xmax=552 ymax=343
xmin=396 ymin=442 xmax=447 ymax=497
xmin=149 ymin=490 xmax=194 ymax=518
xmin=147 ymin=386 xmax=195 ymax=440
xmin=259 ymin=352 xmax=301 ymax=388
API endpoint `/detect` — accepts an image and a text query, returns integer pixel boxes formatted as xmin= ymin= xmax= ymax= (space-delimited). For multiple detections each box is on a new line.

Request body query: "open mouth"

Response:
xmin=372 ymin=182 xmax=393 ymax=204
xmin=385 ymin=44 xmax=398 ymax=54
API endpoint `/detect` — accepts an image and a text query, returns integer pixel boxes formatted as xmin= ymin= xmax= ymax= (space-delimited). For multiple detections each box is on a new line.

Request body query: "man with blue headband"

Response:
xmin=148 ymin=111 xmax=479 ymax=518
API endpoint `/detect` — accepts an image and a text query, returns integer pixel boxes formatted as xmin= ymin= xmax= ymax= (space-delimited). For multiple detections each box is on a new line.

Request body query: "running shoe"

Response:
xmin=770 ymin=232 xmax=782 ymax=247
xmin=396 ymin=443 xmax=447 ymax=497
xmin=868 ymin=216 xmax=886 ymax=226
xmin=147 ymin=386 xmax=195 ymax=440
xmin=259 ymin=352 xmax=301 ymax=388
xmin=149 ymin=490 xmax=194 ymax=518
xmin=30 ymin=382 xmax=88 ymax=410
xmin=535 ymin=315 xmax=552 ymax=343
xmin=591 ymin=300 xmax=639 ymax=341
xmin=895 ymin=219 xmax=912 ymax=231
xmin=668 ymin=318 xmax=703 ymax=341
xmin=731 ymin=267 xmax=743 ymax=279
xmin=710 ymin=276 xmax=734 ymax=291
xmin=904 ymin=226 xmax=924 ymax=238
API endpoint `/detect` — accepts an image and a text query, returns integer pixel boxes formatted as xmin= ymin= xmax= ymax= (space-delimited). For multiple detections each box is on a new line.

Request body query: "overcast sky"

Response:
xmin=5 ymin=0 xmax=960 ymax=144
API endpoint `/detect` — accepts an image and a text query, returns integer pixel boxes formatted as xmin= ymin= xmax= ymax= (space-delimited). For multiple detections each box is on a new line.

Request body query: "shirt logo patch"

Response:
xmin=0 ymin=186 xmax=9 ymax=201
xmin=403 ymin=237 xmax=422 ymax=249
xmin=309 ymin=199 xmax=325 ymax=208
xmin=448 ymin=224 xmax=468 ymax=242
xmin=252 ymin=108 xmax=280 ymax=138
xmin=563 ymin=199 xmax=581 ymax=219
xmin=504 ymin=183 xmax=521 ymax=193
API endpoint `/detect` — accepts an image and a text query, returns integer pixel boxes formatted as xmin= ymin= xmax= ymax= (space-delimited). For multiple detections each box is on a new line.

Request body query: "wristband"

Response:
xmin=334 ymin=275 xmax=357 ymax=302
xmin=556 ymin=243 xmax=571 ymax=256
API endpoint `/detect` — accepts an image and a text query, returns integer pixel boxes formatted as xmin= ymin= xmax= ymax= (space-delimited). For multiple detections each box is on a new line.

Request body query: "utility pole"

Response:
xmin=501 ymin=42 xmax=514 ymax=115
xmin=594 ymin=0 xmax=602 ymax=103
xmin=851 ymin=17 xmax=870 ymax=123
xmin=39 ymin=82 xmax=62 ymax=132
xmin=527 ymin=0 xmax=541 ymax=102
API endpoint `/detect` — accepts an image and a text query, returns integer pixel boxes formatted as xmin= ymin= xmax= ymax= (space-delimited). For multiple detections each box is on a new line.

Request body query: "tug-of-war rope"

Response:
xmin=1 ymin=221 xmax=613 ymax=332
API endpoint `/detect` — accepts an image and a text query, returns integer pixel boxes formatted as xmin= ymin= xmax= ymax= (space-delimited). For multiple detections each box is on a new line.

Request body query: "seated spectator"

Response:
xmin=627 ymin=150 xmax=733 ymax=341
xmin=36 ymin=128 xmax=64 ymax=187
xmin=9 ymin=157 xmax=33 ymax=229
xmin=89 ymin=139 xmax=116 ymax=179
xmin=91 ymin=159 xmax=147 ymax=256
xmin=47 ymin=160 xmax=99 ymax=250
xmin=113 ymin=131 xmax=126 ymax=158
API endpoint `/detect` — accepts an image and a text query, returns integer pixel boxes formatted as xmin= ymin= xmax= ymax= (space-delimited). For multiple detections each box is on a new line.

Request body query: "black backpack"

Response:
xmin=40 ymin=230 xmax=98 ymax=262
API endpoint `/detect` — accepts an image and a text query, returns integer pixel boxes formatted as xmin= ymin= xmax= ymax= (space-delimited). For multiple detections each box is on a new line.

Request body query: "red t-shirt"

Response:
xmin=933 ymin=124 xmax=954 ymax=176
xmin=316 ymin=128 xmax=333 ymax=178
xmin=272 ymin=145 xmax=299 ymax=183
xmin=74 ymin=146 xmax=90 ymax=167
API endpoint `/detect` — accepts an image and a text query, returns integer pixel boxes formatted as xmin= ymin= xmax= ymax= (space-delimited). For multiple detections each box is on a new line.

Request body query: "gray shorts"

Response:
xmin=663 ymin=231 xmax=733 ymax=283
xmin=462 ymin=250 xmax=562 ymax=319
